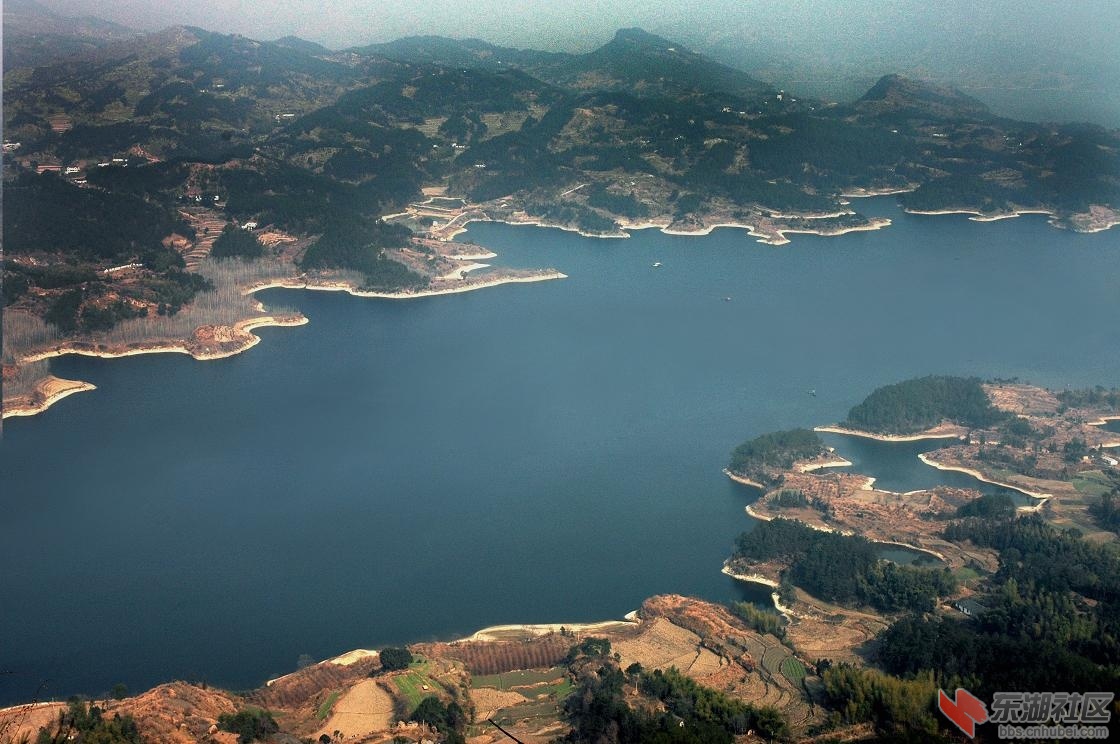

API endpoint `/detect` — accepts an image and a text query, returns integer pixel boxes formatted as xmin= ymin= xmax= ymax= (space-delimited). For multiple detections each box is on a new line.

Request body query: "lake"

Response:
xmin=2 ymin=198 xmax=1118 ymax=704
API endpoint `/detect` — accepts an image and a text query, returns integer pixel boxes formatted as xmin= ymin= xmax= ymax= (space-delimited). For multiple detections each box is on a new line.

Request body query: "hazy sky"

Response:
xmin=40 ymin=0 xmax=1119 ymax=56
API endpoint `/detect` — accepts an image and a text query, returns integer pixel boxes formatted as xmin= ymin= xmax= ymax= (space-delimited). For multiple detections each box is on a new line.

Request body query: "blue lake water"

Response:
xmin=818 ymin=434 xmax=1029 ymax=505
xmin=2 ymin=198 xmax=1119 ymax=704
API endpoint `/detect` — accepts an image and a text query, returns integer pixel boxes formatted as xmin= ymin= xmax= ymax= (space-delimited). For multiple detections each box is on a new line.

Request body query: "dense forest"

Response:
xmin=877 ymin=515 xmax=1120 ymax=698
xmin=1090 ymin=490 xmax=1120 ymax=532
xmin=409 ymin=696 xmax=467 ymax=744
xmin=735 ymin=518 xmax=957 ymax=612
xmin=216 ymin=707 xmax=280 ymax=744
xmin=820 ymin=664 xmax=944 ymax=742
xmin=210 ymin=225 xmax=264 ymax=260
xmin=804 ymin=510 xmax=1120 ymax=739
xmin=298 ymin=218 xmax=425 ymax=291
xmin=3 ymin=172 xmax=188 ymax=262
xmin=728 ymin=429 xmax=825 ymax=483
xmin=843 ymin=375 xmax=1007 ymax=434
xmin=953 ymin=491 xmax=1017 ymax=520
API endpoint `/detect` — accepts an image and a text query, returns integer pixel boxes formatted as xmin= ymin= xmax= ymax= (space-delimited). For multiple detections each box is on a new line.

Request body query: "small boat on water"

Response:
xmin=652 ymin=261 xmax=662 ymax=268
xmin=808 ymin=389 xmax=817 ymax=397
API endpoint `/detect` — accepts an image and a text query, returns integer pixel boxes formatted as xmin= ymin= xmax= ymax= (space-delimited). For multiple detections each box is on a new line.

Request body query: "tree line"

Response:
xmin=735 ymin=518 xmax=957 ymax=613
xmin=843 ymin=375 xmax=1007 ymax=434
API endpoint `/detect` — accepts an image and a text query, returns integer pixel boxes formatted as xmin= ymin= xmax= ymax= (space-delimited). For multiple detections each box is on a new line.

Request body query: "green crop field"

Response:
xmin=315 ymin=690 xmax=341 ymax=720
xmin=395 ymin=660 xmax=442 ymax=710
xmin=1073 ymin=471 xmax=1113 ymax=497
xmin=780 ymin=657 xmax=807 ymax=685
xmin=471 ymin=666 xmax=572 ymax=701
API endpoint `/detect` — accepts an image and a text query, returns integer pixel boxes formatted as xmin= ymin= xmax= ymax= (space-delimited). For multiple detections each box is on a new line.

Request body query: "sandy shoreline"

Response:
xmin=917 ymin=452 xmax=1051 ymax=503
xmin=451 ymin=213 xmax=893 ymax=247
xmin=303 ymin=612 xmax=642 ymax=677
xmin=744 ymin=503 xmax=851 ymax=534
xmin=814 ymin=424 xmax=966 ymax=442
xmin=456 ymin=616 xmax=640 ymax=643
xmin=2 ymin=377 xmax=98 ymax=419
xmin=905 ymin=207 xmax=1056 ymax=222
xmin=1075 ymin=217 xmax=1120 ymax=234
xmin=1087 ymin=414 xmax=1120 ymax=437
xmin=244 ymin=270 xmax=566 ymax=300
xmin=1086 ymin=414 xmax=1120 ymax=448
xmin=658 ymin=219 xmax=892 ymax=246
xmin=841 ymin=186 xmax=917 ymax=198
xmin=720 ymin=564 xmax=778 ymax=588
xmin=723 ymin=468 xmax=766 ymax=490
xmin=19 ymin=315 xmax=310 ymax=366
xmin=720 ymin=564 xmax=799 ymax=620
xmin=797 ymin=458 xmax=853 ymax=473
xmin=4 ymin=270 xmax=566 ymax=420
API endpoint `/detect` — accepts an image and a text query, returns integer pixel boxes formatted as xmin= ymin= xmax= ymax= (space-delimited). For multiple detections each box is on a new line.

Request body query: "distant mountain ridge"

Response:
xmin=3 ymin=0 xmax=139 ymax=69
xmin=354 ymin=34 xmax=566 ymax=70
xmin=3 ymin=12 xmax=1119 ymax=377
xmin=3 ymin=0 xmax=136 ymax=37
xmin=355 ymin=27 xmax=771 ymax=100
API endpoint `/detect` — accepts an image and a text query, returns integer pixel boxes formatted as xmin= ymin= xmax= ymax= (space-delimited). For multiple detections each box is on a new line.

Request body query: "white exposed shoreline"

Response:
xmin=293 ymin=611 xmax=643 ymax=680
xmin=3 ymin=271 xmax=567 ymax=419
xmin=2 ymin=378 xmax=98 ymax=419
xmin=243 ymin=271 xmax=566 ymax=300
xmin=814 ymin=424 xmax=966 ymax=442
xmin=916 ymin=452 xmax=1051 ymax=505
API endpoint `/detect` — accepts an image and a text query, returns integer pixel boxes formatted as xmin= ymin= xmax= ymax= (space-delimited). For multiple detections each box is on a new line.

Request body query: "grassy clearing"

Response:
xmin=780 ymin=657 xmax=806 ymax=685
xmin=1073 ymin=471 xmax=1113 ymax=498
xmin=953 ymin=566 xmax=982 ymax=583
xmin=315 ymin=690 xmax=341 ymax=721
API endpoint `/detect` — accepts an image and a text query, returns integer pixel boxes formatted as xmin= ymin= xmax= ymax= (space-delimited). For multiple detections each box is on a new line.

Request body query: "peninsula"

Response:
xmin=721 ymin=376 xmax=1120 ymax=739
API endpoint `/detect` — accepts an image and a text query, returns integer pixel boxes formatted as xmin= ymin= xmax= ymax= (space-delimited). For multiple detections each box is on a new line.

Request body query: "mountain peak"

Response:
xmin=544 ymin=28 xmax=770 ymax=99
xmin=610 ymin=27 xmax=673 ymax=47
xmin=859 ymin=74 xmax=990 ymax=119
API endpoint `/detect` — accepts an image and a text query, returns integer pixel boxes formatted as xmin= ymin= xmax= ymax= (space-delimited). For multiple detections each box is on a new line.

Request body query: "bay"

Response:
xmin=2 ymin=198 xmax=1118 ymax=704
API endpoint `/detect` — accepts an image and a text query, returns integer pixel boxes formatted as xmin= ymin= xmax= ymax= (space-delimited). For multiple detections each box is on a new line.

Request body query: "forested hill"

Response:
xmin=5 ymin=12 xmax=1120 ymax=338
xmin=842 ymin=376 xmax=1008 ymax=434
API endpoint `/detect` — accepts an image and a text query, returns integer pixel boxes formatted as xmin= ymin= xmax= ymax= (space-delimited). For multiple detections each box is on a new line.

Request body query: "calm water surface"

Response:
xmin=2 ymin=198 xmax=1118 ymax=703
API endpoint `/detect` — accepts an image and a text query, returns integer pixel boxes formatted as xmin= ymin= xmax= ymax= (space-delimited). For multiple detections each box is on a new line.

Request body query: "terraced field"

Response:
xmin=633 ymin=595 xmax=823 ymax=731
xmin=178 ymin=207 xmax=228 ymax=270
xmin=313 ymin=679 xmax=394 ymax=740
xmin=781 ymin=657 xmax=807 ymax=685
xmin=614 ymin=617 xmax=724 ymax=674
xmin=471 ymin=667 xmax=570 ymax=698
